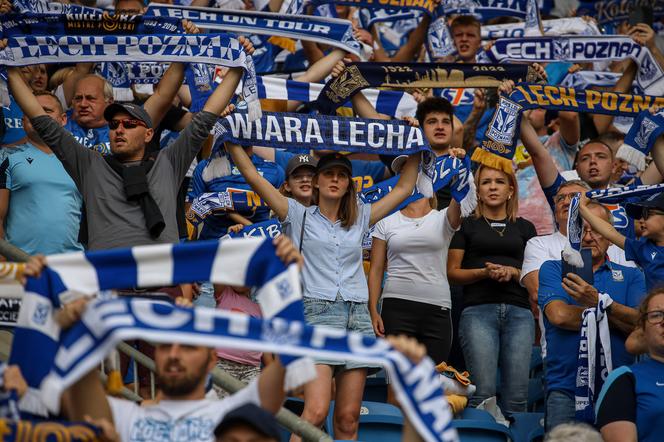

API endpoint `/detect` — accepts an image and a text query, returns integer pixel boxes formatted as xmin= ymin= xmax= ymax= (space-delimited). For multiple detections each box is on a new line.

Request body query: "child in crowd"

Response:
xmin=213 ymin=284 xmax=263 ymax=398
xmin=579 ymin=193 xmax=664 ymax=291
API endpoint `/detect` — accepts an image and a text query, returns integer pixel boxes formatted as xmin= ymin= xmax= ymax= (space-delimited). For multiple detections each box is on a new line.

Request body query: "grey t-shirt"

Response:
xmin=31 ymin=111 xmax=217 ymax=250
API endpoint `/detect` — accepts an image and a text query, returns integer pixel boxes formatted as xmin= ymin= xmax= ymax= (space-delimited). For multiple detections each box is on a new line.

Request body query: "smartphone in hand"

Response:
xmin=561 ymin=248 xmax=594 ymax=285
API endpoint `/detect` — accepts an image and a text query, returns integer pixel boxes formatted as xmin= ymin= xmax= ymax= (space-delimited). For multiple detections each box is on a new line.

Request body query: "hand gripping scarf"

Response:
xmin=11 ymin=238 xmax=458 ymax=442
xmin=485 ymin=35 xmax=664 ymax=96
xmin=472 ymin=84 xmax=664 ymax=173
xmin=312 ymin=62 xmax=536 ymax=115
xmin=616 ymin=109 xmax=664 ymax=171
xmin=0 ymin=33 xmax=261 ymax=120
xmin=575 ymin=293 xmax=613 ymax=424
xmin=214 ymin=110 xmax=438 ymax=196
xmin=145 ymin=3 xmax=363 ymax=57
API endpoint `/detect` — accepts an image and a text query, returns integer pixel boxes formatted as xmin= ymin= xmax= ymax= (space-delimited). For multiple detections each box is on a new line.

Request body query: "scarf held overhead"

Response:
xmin=472 ymin=84 xmax=664 ymax=172
xmin=0 ymin=33 xmax=261 ymax=120
xmin=12 ymin=238 xmax=458 ymax=442
xmin=577 ymin=0 xmax=664 ymax=25
xmin=145 ymin=4 xmax=363 ymax=57
xmin=313 ymin=62 xmax=536 ymax=115
xmin=485 ymin=35 xmax=664 ymax=95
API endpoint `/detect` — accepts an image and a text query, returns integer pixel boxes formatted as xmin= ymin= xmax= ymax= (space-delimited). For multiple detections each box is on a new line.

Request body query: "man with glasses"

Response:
xmin=7 ymin=46 xmax=250 ymax=250
xmin=521 ymin=181 xmax=635 ymax=315
xmin=537 ymin=201 xmax=645 ymax=431
xmin=579 ymin=193 xmax=664 ymax=292
xmin=596 ymin=288 xmax=664 ymax=442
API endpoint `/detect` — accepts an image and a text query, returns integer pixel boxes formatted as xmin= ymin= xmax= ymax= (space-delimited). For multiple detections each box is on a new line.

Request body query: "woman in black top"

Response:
xmin=448 ymin=165 xmax=536 ymax=416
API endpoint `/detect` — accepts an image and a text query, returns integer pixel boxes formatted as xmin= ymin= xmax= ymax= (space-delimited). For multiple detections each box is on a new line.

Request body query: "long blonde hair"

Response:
xmin=473 ymin=164 xmax=519 ymax=222
xmin=311 ymin=174 xmax=358 ymax=229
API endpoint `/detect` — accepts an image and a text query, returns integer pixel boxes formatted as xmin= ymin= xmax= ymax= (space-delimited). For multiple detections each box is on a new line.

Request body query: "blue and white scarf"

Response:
xmin=11 ymin=0 xmax=102 ymax=14
xmin=255 ymin=76 xmax=418 ymax=118
xmin=563 ymin=195 xmax=584 ymax=267
xmin=442 ymin=0 xmax=529 ymax=20
xmin=145 ymin=4 xmax=363 ymax=57
xmin=311 ymin=0 xmax=437 ymax=16
xmin=13 ymin=239 xmax=458 ymax=442
xmin=577 ymin=0 xmax=664 ymax=26
xmin=485 ymin=36 xmax=664 ymax=96
xmin=473 ymin=84 xmax=664 ymax=173
xmin=215 ymin=110 xmax=437 ymax=196
xmin=225 ymin=219 xmax=283 ymax=239
xmin=561 ymin=70 xmax=622 ymax=90
xmin=427 ymin=16 xmax=457 ymax=59
xmin=482 ymin=17 xmax=600 ymax=41
xmin=616 ymin=109 xmax=664 ymax=171
xmin=188 ymin=190 xmax=268 ymax=226
xmin=575 ymin=293 xmax=613 ymax=424
xmin=0 ymin=33 xmax=261 ymax=120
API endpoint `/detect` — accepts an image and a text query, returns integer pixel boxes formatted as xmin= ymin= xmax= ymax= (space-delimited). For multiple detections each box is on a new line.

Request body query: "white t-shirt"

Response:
xmin=109 ymin=379 xmax=260 ymax=442
xmin=373 ymin=208 xmax=457 ymax=308
xmin=520 ymin=231 xmax=636 ymax=285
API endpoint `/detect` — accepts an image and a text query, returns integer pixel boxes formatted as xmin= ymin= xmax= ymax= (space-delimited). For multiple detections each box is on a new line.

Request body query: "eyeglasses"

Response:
xmin=290 ymin=172 xmax=315 ymax=182
xmin=109 ymin=118 xmax=147 ymax=130
xmin=641 ymin=208 xmax=664 ymax=220
xmin=582 ymin=228 xmax=603 ymax=240
xmin=554 ymin=192 xmax=580 ymax=204
xmin=645 ymin=310 xmax=664 ymax=325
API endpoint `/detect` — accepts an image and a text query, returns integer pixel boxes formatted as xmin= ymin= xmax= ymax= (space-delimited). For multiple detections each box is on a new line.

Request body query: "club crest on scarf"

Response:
xmin=487 ymin=97 xmax=521 ymax=146
xmin=635 ymin=117 xmax=659 ymax=151
xmin=326 ymin=64 xmax=371 ymax=106
xmin=427 ymin=16 xmax=457 ymax=58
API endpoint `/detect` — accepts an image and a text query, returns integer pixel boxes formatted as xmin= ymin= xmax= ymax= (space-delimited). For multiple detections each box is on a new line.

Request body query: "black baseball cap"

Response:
xmin=104 ymin=102 xmax=153 ymax=129
xmin=285 ymin=154 xmax=318 ymax=177
xmin=213 ymin=404 xmax=280 ymax=440
xmin=625 ymin=194 xmax=664 ymax=219
xmin=316 ymin=152 xmax=352 ymax=175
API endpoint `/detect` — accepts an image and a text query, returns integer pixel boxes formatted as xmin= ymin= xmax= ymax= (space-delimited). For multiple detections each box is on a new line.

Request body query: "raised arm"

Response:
xmin=592 ymin=61 xmax=637 ymax=135
xmin=578 ymin=197 xmax=626 ymax=249
xmin=226 ymin=143 xmax=289 ymax=220
xmin=369 ymin=153 xmax=418 ymax=225
xmin=8 ymin=67 xmax=46 ymax=119
xmin=368 ymin=237 xmax=387 ymax=337
xmin=287 ymin=49 xmax=348 ymax=112
xmin=446 ymin=198 xmax=461 ymax=230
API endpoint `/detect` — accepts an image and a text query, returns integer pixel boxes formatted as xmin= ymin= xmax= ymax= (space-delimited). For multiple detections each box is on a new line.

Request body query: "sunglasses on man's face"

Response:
xmin=109 ymin=118 xmax=147 ymax=130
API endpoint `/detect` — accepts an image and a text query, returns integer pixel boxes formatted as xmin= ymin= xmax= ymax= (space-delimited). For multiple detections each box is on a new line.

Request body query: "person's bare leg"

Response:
xmin=289 ymin=365 xmax=333 ymax=442
xmin=333 ymin=368 xmax=368 ymax=440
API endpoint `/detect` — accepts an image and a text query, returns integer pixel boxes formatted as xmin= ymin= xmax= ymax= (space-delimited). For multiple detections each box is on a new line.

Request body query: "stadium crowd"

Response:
xmin=0 ymin=0 xmax=663 ymax=440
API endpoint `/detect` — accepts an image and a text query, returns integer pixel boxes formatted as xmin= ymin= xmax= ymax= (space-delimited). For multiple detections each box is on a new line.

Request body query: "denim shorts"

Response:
xmin=303 ymin=293 xmax=378 ymax=372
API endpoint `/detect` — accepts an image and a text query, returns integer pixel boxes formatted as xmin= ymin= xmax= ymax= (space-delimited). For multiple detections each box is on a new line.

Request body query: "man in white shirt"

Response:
xmin=521 ymin=180 xmax=636 ymax=315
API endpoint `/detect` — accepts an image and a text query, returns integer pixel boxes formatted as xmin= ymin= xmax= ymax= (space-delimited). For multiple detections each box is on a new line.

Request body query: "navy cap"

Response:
xmin=285 ymin=154 xmax=318 ymax=177
xmin=625 ymin=193 xmax=664 ymax=219
xmin=214 ymin=404 xmax=280 ymax=440
xmin=104 ymin=102 xmax=153 ymax=129
xmin=316 ymin=152 xmax=352 ymax=175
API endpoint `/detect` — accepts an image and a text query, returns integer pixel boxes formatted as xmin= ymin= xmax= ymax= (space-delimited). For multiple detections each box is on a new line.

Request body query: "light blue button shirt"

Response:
xmin=285 ymin=198 xmax=372 ymax=302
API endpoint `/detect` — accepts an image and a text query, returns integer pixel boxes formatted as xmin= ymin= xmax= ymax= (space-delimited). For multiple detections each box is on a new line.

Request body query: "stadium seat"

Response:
xmin=509 ymin=412 xmax=544 ymax=442
xmin=528 ymin=426 xmax=545 ymax=442
xmin=451 ymin=419 xmax=514 ymax=442
xmin=326 ymin=401 xmax=404 ymax=441
xmin=460 ymin=408 xmax=496 ymax=422
xmin=363 ymin=369 xmax=389 ymax=403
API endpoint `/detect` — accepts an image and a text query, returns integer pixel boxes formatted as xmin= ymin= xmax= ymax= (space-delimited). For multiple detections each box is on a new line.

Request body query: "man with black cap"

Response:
xmin=214 ymin=404 xmax=280 ymax=442
xmin=7 ymin=42 xmax=250 ymax=251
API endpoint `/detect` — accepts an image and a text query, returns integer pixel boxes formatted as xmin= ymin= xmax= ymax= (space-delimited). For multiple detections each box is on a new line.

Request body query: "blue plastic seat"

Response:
xmin=460 ymin=408 xmax=496 ymax=422
xmin=451 ymin=419 xmax=513 ymax=442
xmin=363 ymin=369 xmax=389 ymax=403
xmin=528 ymin=426 xmax=545 ymax=442
xmin=326 ymin=401 xmax=403 ymax=441
xmin=509 ymin=412 xmax=544 ymax=442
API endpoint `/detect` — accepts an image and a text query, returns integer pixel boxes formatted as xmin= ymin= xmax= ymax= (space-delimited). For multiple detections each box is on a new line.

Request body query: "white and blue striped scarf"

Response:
xmin=11 ymin=238 xmax=457 ymax=442
xmin=486 ymin=36 xmax=664 ymax=96
xmin=145 ymin=4 xmax=363 ymax=57
xmin=0 ymin=33 xmax=261 ymax=120
xmin=482 ymin=17 xmax=600 ymax=41
xmin=617 ymin=109 xmax=664 ymax=171
xmin=577 ymin=0 xmax=664 ymax=26
xmin=575 ymin=293 xmax=613 ymax=424
xmin=255 ymin=76 xmax=418 ymax=119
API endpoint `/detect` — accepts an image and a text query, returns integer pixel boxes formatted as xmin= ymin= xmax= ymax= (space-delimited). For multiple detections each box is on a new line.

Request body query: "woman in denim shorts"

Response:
xmin=228 ymin=143 xmax=419 ymax=440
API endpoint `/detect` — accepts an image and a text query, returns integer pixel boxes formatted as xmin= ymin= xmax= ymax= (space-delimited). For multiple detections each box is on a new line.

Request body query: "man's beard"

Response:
xmin=155 ymin=356 xmax=210 ymax=398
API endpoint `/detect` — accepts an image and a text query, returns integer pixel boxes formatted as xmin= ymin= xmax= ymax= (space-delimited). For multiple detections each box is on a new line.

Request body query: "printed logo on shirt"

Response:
xmin=26 ymin=157 xmax=33 ymax=164
xmin=611 ymin=270 xmax=624 ymax=282
xmin=352 ymin=175 xmax=374 ymax=192
xmin=656 ymin=381 xmax=664 ymax=387
xmin=652 ymin=252 xmax=658 ymax=260
xmin=130 ymin=417 xmax=215 ymax=441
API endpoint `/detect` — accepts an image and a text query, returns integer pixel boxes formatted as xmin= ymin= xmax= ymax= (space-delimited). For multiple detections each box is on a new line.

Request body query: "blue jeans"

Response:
xmin=545 ymin=390 xmax=576 ymax=431
xmin=194 ymin=282 xmax=217 ymax=308
xmin=459 ymin=303 xmax=534 ymax=415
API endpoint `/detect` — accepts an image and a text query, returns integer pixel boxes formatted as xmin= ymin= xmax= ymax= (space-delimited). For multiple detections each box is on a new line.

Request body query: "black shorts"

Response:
xmin=381 ymin=297 xmax=453 ymax=365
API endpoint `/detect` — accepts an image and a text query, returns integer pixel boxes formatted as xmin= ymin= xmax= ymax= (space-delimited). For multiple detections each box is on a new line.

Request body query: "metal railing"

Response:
xmin=0 ymin=239 xmax=332 ymax=442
